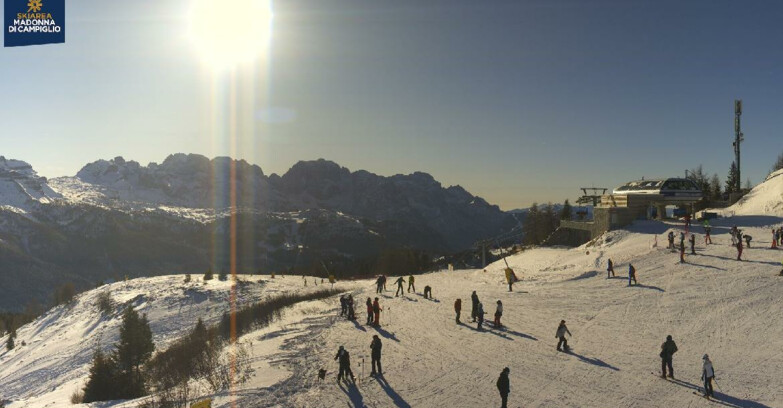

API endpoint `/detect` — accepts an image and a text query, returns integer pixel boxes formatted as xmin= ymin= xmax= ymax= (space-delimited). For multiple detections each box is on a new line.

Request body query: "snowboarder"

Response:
xmin=339 ymin=295 xmax=347 ymax=317
xmin=394 ymin=276 xmax=406 ymax=297
xmin=744 ymin=234 xmax=752 ymax=248
xmin=496 ymin=367 xmax=510 ymax=408
xmin=628 ymin=264 xmax=637 ymax=286
xmin=494 ymin=300 xmax=503 ymax=327
xmin=477 ymin=302 xmax=485 ymax=330
xmin=347 ymin=295 xmax=355 ymax=320
xmin=736 ymin=239 xmax=743 ymax=261
xmin=556 ymin=320 xmax=571 ymax=352
xmin=690 ymin=234 xmax=696 ymax=255
xmin=366 ymin=297 xmax=373 ymax=325
xmin=370 ymin=335 xmax=383 ymax=376
xmin=373 ymin=297 xmax=382 ymax=326
xmin=407 ymin=274 xmax=416 ymax=293
xmin=607 ymin=259 xmax=615 ymax=278
xmin=423 ymin=285 xmax=432 ymax=299
xmin=334 ymin=346 xmax=356 ymax=383
xmin=454 ymin=298 xmax=462 ymax=323
xmin=702 ymin=354 xmax=715 ymax=398
xmin=659 ymin=335 xmax=678 ymax=378
xmin=471 ymin=291 xmax=479 ymax=322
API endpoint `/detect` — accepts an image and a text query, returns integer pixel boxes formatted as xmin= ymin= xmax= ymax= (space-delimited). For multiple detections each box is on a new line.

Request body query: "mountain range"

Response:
xmin=0 ymin=154 xmax=515 ymax=310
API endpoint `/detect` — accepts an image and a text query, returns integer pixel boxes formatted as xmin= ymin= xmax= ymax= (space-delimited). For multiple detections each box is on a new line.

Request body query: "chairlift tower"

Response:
xmin=733 ymin=100 xmax=744 ymax=192
xmin=576 ymin=187 xmax=608 ymax=207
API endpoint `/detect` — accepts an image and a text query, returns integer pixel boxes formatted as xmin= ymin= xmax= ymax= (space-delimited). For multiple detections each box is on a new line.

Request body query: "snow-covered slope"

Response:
xmin=3 ymin=216 xmax=782 ymax=407
xmin=0 ymin=156 xmax=61 ymax=213
xmin=724 ymin=169 xmax=783 ymax=217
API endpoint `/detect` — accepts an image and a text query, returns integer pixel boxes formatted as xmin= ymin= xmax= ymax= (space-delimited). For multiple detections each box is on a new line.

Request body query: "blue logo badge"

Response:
xmin=4 ymin=0 xmax=65 ymax=47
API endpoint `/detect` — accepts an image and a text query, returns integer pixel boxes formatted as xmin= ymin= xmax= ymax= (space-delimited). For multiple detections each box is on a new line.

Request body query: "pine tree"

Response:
xmin=184 ymin=274 xmax=191 ymax=283
xmin=725 ymin=161 xmax=739 ymax=195
xmin=522 ymin=203 xmax=539 ymax=245
xmin=82 ymin=349 xmax=119 ymax=403
xmin=204 ymin=267 xmax=213 ymax=281
xmin=709 ymin=174 xmax=722 ymax=201
xmin=772 ymin=151 xmax=783 ymax=174
xmin=218 ymin=269 xmax=228 ymax=281
xmin=560 ymin=199 xmax=573 ymax=221
xmin=115 ymin=306 xmax=154 ymax=398
xmin=744 ymin=178 xmax=752 ymax=190
xmin=6 ymin=327 xmax=16 ymax=350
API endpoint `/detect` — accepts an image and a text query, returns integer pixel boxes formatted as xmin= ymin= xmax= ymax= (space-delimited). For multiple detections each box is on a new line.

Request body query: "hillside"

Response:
xmin=1 ymin=214 xmax=781 ymax=407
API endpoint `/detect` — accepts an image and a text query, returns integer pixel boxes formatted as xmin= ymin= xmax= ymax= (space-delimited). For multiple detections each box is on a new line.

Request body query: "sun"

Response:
xmin=187 ymin=0 xmax=273 ymax=70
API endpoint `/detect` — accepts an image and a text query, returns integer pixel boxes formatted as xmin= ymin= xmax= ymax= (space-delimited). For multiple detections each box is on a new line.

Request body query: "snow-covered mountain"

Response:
xmin=0 ymin=154 xmax=515 ymax=310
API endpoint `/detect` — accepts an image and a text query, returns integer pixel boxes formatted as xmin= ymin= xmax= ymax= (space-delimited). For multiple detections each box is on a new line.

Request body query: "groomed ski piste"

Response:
xmin=1 ymin=170 xmax=782 ymax=408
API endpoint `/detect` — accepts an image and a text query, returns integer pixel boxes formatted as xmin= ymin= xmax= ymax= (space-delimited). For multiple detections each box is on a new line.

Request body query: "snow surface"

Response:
xmin=722 ymin=169 xmax=783 ymax=217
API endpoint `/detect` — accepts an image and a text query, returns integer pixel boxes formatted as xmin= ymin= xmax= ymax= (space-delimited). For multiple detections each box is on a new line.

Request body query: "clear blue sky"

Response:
xmin=1 ymin=0 xmax=782 ymax=210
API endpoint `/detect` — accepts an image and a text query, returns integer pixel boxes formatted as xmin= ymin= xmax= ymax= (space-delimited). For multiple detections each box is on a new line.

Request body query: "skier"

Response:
xmin=679 ymin=238 xmax=686 ymax=263
xmin=423 ymin=285 xmax=432 ymax=299
xmin=454 ymin=298 xmax=462 ymax=323
xmin=667 ymin=231 xmax=675 ymax=249
xmin=494 ymin=300 xmax=503 ymax=328
xmin=504 ymin=268 xmax=514 ymax=292
xmin=471 ymin=291 xmax=479 ymax=322
xmin=339 ymin=295 xmax=347 ymax=317
xmin=628 ymin=264 xmax=637 ymax=286
xmin=556 ymin=320 xmax=571 ymax=352
xmin=736 ymin=239 xmax=743 ymax=261
xmin=702 ymin=354 xmax=715 ymax=398
xmin=772 ymin=229 xmax=778 ymax=249
xmin=659 ymin=334 xmax=678 ymax=378
xmin=703 ymin=221 xmax=712 ymax=244
xmin=496 ymin=367 xmax=510 ymax=408
xmin=373 ymin=297 xmax=382 ymax=326
xmin=407 ymin=274 xmax=416 ymax=293
xmin=347 ymin=295 xmax=355 ymax=320
xmin=366 ymin=297 xmax=373 ymax=325
xmin=394 ymin=276 xmax=406 ymax=297
xmin=370 ymin=335 xmax=383 ymax=376
xmin=690 ymin=233 xmax=696 ymax=255
xmin=476 ymin=302 xmax=485 ymax=330
xmin=375 ymin=276 xmax=384 ymax=294
xmin=607 ymin=258 xmax=615 ymax=278
xmin=381 ymin=275 xmax=387 ymax=291
xmin=334 ymin=346 xmax=356 ymax=383
xmin=744 ymin=234 xmax=752 ymax=248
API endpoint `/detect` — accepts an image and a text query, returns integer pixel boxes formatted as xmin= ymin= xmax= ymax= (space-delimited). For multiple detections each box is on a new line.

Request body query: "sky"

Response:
xmin=1 ymin=0 xmax=782 ymax=210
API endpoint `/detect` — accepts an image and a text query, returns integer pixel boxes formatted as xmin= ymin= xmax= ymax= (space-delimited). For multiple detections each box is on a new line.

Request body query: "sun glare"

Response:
xmin=188 ymin=0 xmax=273 ymax=70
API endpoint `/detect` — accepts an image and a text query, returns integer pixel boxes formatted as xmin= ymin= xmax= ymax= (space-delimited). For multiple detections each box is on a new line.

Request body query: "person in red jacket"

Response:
xmin=372 ymin=297 xmax=382 ymax=326
xmin=454 ymin=298 xmax=462 ymax=323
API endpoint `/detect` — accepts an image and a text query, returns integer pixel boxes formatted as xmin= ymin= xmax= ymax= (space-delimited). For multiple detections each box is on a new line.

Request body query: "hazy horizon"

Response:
xmin=2 ymin=0 xmax=782 ymax=210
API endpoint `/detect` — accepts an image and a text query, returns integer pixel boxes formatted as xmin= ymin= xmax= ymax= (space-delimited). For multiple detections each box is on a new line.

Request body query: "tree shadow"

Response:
xmin=373 ymin=325 xmax=400 ymax=342
xmin=338 ymin=380 xmax=366 ymax=408
xmin=667 ymin=377 xmax=773 ymax=408
xmin=567 ymin=351 xmax=619 ymax=371
xmin=375 ymin=375 xmax=412 ymax=408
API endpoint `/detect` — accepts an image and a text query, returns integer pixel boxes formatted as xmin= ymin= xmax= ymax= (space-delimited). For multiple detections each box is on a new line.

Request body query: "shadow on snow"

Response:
xmin=375 ymin=375 xmax=412 ymax=408
xmin=666 ymin=377 xmax=773 ymax=408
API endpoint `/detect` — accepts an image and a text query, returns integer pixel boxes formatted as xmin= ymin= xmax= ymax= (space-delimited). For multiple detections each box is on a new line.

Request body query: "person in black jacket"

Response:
xmin=496 ymin=367 xmax=510 ymax=408
xmin=660 ymin=335 xmax=678 ymax=378
xmin=334 ymin=346 xmax=356 ymax=382
xmin=370 ymin=335 xmax=383 ymax=376
xmin=470 ymin=291 xmax=479 ymax=322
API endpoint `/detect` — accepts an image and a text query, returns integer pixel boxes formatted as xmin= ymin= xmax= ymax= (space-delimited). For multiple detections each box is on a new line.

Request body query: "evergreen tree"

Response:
xmin=725 ymin=161 xmax=739 ymax=194
xmin=772 ymin=151 xmax=783 ymax=174
xmin=184 ymin=274 xmax=191 ymax=283
xmin=560 ymin=199 xmax=573 ymax=221
xmin=115 ymin=306 xmax=154 ymax=398
xmin=82 ymin=350 xmax=119 ymax=403
xmin=6 ymin=327 xmax=15 ymax=350
xmin=709 ymin=174 xmax=722 ymax=201
xmin=204 ymin=267 xmax=213 ymax=281
xmin=541 ymin=203 xmax=558 ymax=241
xmin=687 ymin=165 xmax=710 ymax=195
xmin=744 ymin=178 xmax=752 ymax=190
xmin=522 ymin=203 xmax=539 ymax=245
xmin=218 ymin=269 xmax=228 ymax=281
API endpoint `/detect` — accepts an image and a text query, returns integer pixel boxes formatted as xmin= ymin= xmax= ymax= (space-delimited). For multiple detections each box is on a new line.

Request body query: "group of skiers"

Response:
xmin=339 ymin=295 xmax=356 ymax=320
xmin=456 ymin=290 xmax=505 ymax=331
xmin=607 ymin=259 xmax=637 ymax=286
xmin=333 ymin=335 xmax=386 ymax=384
xmin=771 ymin=226 xmax=783 ymax=248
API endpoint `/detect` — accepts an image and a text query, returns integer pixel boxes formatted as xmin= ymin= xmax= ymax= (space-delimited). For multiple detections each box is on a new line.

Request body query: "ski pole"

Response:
xmin=713 ymin=377 xmax=723 ymax=393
